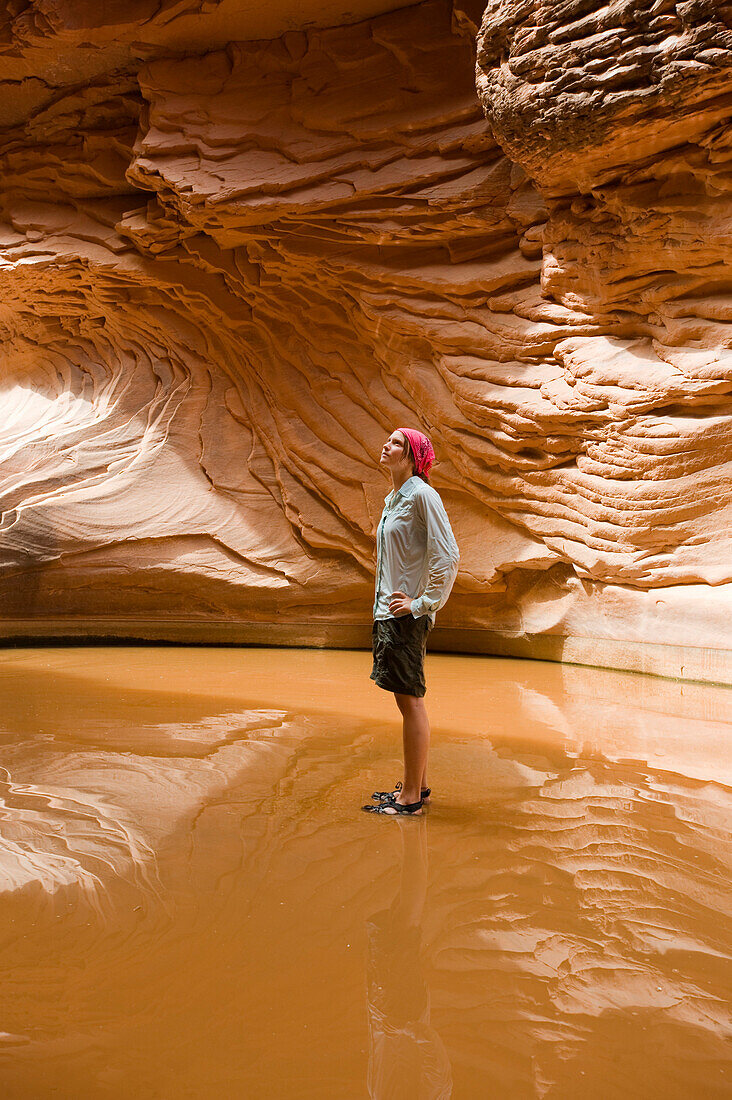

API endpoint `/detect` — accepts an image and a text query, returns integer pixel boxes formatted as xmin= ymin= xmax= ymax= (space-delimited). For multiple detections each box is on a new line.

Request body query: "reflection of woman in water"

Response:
xmin=363 ymin=429 xmax=459 ymax=817
xmin=365 ymin=819 xmax=452 ymax=1098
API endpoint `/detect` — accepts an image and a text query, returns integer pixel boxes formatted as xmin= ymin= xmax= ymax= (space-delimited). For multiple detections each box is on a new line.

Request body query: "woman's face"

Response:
xmin=380 ymin=430 xmax=412 ymax=474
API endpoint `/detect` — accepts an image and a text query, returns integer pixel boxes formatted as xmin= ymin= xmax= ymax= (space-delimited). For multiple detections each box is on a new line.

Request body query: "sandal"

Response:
xmin=372 ymin=780 xmax=431 ymax=803
xmin=362 ymin=798 xmax=423 ymax=816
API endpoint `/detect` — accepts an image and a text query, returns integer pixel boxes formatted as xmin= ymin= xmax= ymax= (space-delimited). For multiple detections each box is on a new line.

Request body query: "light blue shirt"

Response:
xmin=373 ymin=476 xmax=459 ymax=621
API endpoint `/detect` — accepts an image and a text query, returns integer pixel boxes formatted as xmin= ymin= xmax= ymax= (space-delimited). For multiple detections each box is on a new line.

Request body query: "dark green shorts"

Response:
xmin=370 ymin=615 xmax=433 ymax=697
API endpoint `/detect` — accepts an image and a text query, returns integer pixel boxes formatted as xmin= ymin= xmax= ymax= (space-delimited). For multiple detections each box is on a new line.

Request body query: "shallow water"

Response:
xmin=0 ymin=646 xmax=730 ymax=1099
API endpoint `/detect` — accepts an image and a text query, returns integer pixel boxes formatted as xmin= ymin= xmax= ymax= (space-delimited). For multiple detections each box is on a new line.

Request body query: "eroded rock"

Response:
xmin=0 ymin=0 xmax=730 ymax=677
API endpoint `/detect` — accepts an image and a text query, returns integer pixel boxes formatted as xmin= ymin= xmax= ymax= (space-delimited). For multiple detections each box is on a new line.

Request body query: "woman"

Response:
xmin=363 ymin=428 xmax=459 ymax=817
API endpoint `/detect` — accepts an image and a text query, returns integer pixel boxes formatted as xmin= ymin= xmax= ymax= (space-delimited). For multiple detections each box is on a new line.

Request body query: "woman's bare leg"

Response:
xmin=394 ymin=693 xmax=430 ymax=805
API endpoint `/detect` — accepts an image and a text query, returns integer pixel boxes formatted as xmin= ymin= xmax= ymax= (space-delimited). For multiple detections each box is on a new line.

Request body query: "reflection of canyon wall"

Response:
xmin=0 ymin=0 xmax=730 ymax=680
xmin=1 ymin=649 xmax=730 ymax=1093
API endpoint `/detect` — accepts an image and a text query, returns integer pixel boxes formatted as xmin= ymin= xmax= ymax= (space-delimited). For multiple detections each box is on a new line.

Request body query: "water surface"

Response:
xmin=0 ymin=647 xmax=730 ymax=1099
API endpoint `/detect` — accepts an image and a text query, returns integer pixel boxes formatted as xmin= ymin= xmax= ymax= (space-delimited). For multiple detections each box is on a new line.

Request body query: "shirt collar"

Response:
xmin=384 ymin=475 xmax=420 ymax=504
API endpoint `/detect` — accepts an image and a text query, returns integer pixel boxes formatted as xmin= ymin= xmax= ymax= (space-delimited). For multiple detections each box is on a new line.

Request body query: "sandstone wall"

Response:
xmin=0 ymin=0 xmax=730 ymax=681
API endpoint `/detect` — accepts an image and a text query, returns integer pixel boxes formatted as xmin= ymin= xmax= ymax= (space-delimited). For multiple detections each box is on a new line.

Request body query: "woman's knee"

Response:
xmin=394 ymin=692 xmax=424 ymax=712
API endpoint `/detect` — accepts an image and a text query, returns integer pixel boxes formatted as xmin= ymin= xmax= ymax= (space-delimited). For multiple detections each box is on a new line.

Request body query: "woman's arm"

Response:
xmin=410 ymin=489 xmax=460 ymax=618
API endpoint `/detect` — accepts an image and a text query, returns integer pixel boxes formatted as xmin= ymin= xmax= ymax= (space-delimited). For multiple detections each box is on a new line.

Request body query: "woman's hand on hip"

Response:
xmin=388 ymin=591 xmax=413 ymax=617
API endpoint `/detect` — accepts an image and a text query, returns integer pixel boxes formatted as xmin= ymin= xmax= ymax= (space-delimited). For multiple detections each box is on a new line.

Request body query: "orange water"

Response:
xmin=0 ymin=647 xmax=730 ymax=1099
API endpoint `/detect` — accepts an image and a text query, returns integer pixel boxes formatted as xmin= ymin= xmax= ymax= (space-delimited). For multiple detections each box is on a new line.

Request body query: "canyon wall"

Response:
xmin=0 ymin=0 xmax=730 ymax=681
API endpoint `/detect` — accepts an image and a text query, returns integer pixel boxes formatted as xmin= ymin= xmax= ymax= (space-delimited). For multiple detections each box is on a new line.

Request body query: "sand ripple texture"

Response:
xmin=0 ymin=1 xmax=730 ymax=670
xmin=0 ymin=646 xmax=729 ymax=1098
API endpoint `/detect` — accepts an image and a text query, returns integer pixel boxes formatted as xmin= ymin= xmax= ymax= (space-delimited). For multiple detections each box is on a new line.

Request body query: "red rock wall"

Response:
xmin=0 ymin=0 xmax=730 ymax=679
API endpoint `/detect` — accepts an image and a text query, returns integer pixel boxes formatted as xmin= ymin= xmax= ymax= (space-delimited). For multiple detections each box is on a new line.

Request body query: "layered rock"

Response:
xmin=0 ymin=0 xmax=730 ymax=678
xmin=474 ymin=0 xmax=732 ymax=673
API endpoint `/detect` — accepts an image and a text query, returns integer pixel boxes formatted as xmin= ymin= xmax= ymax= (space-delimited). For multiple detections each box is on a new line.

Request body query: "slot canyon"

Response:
xmin=0 ymin=6 xmax=731 ymax=1096
xmin=0 ymin=0 xmax=730 ymax=679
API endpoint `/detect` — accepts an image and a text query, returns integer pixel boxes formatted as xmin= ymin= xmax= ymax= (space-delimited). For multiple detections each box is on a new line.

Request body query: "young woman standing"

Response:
xmin=363 ymin=428 xmax=459 ymax=817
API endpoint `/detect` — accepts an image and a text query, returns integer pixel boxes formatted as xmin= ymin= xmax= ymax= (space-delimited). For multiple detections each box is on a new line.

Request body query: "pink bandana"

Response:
xmin=398 ymin=428 xmax=435 ymax=481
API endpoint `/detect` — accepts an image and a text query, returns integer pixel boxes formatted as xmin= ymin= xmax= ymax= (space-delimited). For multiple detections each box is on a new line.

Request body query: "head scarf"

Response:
xmin=397 ymin=428 xmax=435 ymax=482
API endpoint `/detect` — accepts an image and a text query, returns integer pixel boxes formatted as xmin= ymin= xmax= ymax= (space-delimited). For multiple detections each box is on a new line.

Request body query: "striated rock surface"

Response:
xmin=474 ymin=0 xmax=732 ymax=674
xmin=0 ymin=0 xmax=730 ymax=677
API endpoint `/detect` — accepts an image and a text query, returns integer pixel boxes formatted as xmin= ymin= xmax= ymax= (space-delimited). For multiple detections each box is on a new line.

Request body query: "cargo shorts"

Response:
xmin=370 ymin=614 xmax=433 ymax=698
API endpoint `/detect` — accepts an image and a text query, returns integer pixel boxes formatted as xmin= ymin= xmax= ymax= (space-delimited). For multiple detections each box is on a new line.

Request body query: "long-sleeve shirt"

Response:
xmin=373 ymin=476 xmax=459 ymax=622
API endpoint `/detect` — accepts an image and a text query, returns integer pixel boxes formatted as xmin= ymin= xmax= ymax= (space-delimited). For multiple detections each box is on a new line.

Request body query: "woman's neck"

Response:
xmin=391 ymin=469 xmax=413 ymax=493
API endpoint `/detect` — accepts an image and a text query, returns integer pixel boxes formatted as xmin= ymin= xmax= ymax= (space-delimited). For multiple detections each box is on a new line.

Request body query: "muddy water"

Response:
xmin=0 ymin=647 xmax=730 ymax=1100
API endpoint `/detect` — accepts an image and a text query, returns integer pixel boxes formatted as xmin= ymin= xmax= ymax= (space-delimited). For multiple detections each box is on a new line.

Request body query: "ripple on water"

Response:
xmin=0 ymin=646 xmax=729 ymax=1099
